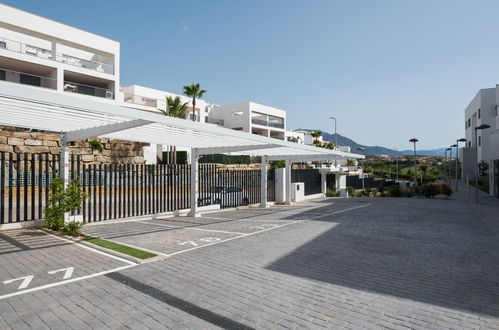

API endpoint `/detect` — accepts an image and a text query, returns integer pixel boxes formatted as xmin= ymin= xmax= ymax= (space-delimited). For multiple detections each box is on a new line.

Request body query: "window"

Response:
xmin=468 ymin=118 xmax=471 ymax=127
xmin=478 ymin=108 xmax=481 ymax=119
xmin=479 ymin=136 xmax=481 ymax=146
xmin=20 ymin=73 xmax=41 ymax=87
xmin=0 ymin=69 xmax=5 ymax=81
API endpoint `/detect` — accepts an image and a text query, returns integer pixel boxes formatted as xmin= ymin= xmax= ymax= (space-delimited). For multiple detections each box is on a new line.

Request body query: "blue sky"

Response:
xmin=5 ymin=0 xmax=499 ymax=149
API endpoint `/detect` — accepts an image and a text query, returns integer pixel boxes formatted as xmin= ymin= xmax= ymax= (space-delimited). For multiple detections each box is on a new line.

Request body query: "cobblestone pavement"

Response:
xmin=1 ymin=197 xmax=499 ymax=329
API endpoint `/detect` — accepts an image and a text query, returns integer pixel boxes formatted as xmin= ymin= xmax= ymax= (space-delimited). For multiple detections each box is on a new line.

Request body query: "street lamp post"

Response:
xmin=450 ymin=144 xmax=457 ymax=187
xmin=328 ymin=116 xmax=337 ymax=149
xmin=394 ymin=148 xmax=399 ymax=181
xmin=445 ymin=148 xmax=452 ymax=182
xmin=356 ymin=147 xmax=365 ymax=190
xmin=455 ymin=138 xmax=466 ymax=192
xmin=444 ymin=148 xmax=448 ymax=180
xmin=409 ymin=138 xmax=418 ymax=185
xmin=474 ymin=124 xmax=491 ymax=202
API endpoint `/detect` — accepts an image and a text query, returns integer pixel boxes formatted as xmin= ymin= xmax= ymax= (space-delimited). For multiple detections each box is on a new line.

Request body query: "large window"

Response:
xmin=20 ymin=73 xmax=41 ymax=87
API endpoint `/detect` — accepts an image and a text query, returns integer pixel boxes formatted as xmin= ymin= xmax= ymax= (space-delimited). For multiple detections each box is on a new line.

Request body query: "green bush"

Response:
xmin=326 ymin=188 xmax=340 ymax=197
xmin=346 ymin=186 xmax=355 ymax=197
xmin=387 ymin=185 xmax=402 ymax=197
xmin=61 ymin=221 xmax=84 ymax=237
xmin=44 ymin=177 xmax=87 ymax=234
xmin=89 ymin=139 xmax=104 ymax=152
xmin=420 ymin=183 xmax=439 ymax=198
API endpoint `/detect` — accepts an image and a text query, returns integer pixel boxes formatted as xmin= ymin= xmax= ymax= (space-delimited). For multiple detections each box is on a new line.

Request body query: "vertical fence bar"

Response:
xmin=103 ymin=164 xmax=107 ymax=220
xmin=131 ymin=164 xmax=135 ymax=217
xmin=38 ymin=153 xmax=42 ymax=219
xmin=82 ymin=163 xmax=86 ymax=222
xmin=166 ymin=165 xmax=171 ymax=212
xmin=30 ymin=153 xmax=35 ymax=220
xmin=23 ymin=153 xmax=27 ymax=221
xmin=98 ymin=163 xmax=102 ymax=221
xmin=113 ymin=164 xmax=117 ymax=219
xmin=126 ymin=164 xmax=130 ymax=218
xmin=0 ymin=152 xmax=4 ymax=224
xmin=8 ymin=153 xmax=12 ymax=223
xmin=15 ymin=153 xmax=20 ymax=222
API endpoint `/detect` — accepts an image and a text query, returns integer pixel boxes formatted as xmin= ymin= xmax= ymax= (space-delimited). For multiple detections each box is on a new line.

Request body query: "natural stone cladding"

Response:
xmin=0 ymin=126 xmax=145 ymax=164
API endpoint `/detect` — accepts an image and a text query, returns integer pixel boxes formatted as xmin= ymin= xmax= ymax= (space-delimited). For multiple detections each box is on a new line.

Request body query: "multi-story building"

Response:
xmin=0 ymin=4 xmax=119 ymax=103
xmin=208 ymin=102 xmax=286 ymax=140
xmin=462 ymin=86 xmax=498 ymax=197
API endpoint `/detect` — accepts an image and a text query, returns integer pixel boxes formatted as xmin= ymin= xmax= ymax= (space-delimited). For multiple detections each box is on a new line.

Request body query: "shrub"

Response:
xmin=89 ymin=139 xmax=104 ymax=152
xmin=326 ymin=189 xmax=340 ymax=197
xmin=387 ymin=184 xmax=402 ymax=197
xmin=62 ymin=221 xmax=84 ymax=237
xmin=420 ymin=183 xmax=439 ymax=198
xmin=346 ymin=186 xmax=355 ymax=197
xmin=44 ymin=177 xmax=87 ymax=234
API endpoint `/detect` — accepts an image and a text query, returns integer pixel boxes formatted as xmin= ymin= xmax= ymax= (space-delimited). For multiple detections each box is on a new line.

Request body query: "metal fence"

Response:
xmin=291 ymin=169 xmax=322 ymax=195
xmin=0 ymin=152 xmax=276 ymax=224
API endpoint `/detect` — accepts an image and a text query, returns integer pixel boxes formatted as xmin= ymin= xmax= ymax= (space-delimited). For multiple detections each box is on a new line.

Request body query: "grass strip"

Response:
xmin=83 ymin=237 xmax=157 ymax=259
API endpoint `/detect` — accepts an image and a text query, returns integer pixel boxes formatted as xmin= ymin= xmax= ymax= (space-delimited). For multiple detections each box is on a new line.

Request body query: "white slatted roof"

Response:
xmin=0 ymin=81 xmax=363 ymax=160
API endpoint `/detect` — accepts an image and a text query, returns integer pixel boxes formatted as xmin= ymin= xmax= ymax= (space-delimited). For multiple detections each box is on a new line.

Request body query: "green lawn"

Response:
xmin=83 ymin=237 xmax=157 ymax=259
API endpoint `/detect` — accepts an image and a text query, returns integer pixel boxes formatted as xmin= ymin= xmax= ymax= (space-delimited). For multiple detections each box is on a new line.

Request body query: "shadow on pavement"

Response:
xmin=266 ymin=197 xmax=499 ymax=317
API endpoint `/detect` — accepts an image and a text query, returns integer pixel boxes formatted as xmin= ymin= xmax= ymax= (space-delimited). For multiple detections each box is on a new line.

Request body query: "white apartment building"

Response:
xmin=208 ymin=102 xmax=286 ymax=140
xmin=462 ymin=86 xmax=499 ymax=198
xmin=0 ymin=4 xmax=119 ymax=103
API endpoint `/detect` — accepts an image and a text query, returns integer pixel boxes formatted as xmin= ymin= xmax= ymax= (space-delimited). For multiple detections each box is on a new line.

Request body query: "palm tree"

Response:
xmin=183 ymin=83 xmax=207 ymax=122
xmin=160 ymin=96 xmax=189 ymax=118
xmin=311 ymin=130 xmax=322 ymax=145
xmin=160 ymin=96 xmax=189 ymax=164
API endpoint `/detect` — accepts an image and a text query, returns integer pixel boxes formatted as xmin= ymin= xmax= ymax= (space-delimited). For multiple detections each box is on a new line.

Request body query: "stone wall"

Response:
xmin=0 ymin=126 xmax=145 ymax=164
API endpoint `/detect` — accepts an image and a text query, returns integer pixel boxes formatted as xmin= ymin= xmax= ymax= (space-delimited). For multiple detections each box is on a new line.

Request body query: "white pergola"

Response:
xmin=0 ymin=81 xmax=364 ymax=216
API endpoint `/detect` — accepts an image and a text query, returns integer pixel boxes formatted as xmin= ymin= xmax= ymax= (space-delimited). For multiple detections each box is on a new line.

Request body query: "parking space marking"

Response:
xmin=134 ymin=221 xmax=178 ymax=229
xmin=184 ymin=227 xmax=246 ymax=235
xmin=166 ymin=220 xmax=302 ymax=257
xmin=0 ymin=264 xmax=135 ymax=300
xmin=0 ymin=231 xmax=139 ymax=301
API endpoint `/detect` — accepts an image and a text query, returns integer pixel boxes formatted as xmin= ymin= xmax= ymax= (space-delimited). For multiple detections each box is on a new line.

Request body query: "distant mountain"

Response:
xmin=296 ymin=129 xmax=445 ymax=157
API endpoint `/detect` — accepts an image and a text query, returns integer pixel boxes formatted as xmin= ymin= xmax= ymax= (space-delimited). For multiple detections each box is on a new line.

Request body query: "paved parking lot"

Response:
xmin=0 ymin=197 xmax=499 ymax=329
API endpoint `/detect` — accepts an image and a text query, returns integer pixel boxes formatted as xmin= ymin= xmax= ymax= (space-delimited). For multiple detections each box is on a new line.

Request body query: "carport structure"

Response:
xmin=0 ymin=81 xmax=363 ymax=217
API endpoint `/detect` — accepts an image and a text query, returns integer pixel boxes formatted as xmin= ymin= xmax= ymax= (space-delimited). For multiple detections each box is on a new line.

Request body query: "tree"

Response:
xmin=311 ymin=130 xmax=322 ymax=145
xmin=420 ymin=164 xmax=428 ymax=183
xmin=160 ymin=96 xmax=189 ymax=118
xmin=160 ymin=96 xmax=189 ymax=164
xmin=183 ymin=83 xmax=207 ymax=122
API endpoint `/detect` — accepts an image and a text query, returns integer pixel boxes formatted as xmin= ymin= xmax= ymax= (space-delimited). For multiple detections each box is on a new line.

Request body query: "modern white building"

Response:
xmin=0 ymin=4 xmax=119 ymax=103
xmin=208 ymin=102 xmax=286 ymax=140
xmin=462 ymin=86 xmax=498 ymax=197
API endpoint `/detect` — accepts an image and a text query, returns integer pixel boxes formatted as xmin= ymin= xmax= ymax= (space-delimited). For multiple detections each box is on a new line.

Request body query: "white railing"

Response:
xmin=0 ymin=67 xmax=57 ymax=90
xmin=0 ymin=36 xmax=114 ymax=74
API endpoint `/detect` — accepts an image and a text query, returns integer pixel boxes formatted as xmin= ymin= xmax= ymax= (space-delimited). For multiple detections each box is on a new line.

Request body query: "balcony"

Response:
xmin=0 ymin=67 xmax=56 ymax=90
xmin=0 ymin=36 xmax=114 ymax=74
xmin=123 ymin=93 xmax=159 ymax=108
xmin=64 ymin=81 xmax=114 ymax=99
xmin=251 ymin=117 xmax=285 ymax=129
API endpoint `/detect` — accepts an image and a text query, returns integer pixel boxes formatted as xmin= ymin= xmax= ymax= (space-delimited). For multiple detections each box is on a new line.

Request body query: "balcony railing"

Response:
xmin=64 ymin=81 xmax=114 ymax=99
xmin=251 ymin=117 xmax=284 ymax=129
xmin=0 ymin=67 xmax=56 ymax=90
xmin=123 ymin=93 xmax=159 ymax=108
xmin=0 ymin=37 xmax=114 ymax=74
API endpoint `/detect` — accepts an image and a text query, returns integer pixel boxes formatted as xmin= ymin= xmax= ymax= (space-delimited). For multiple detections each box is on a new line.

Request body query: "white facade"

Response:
xmin=208 ymin=102 xmax=286 ymax=140
xmin=462 ymin=86 xmax=499 ymax=197
xmin=0 ymin=4 xmax=119 ymax=103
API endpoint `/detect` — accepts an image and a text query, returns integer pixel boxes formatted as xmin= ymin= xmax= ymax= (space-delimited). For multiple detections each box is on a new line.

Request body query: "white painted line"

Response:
xmin=43 ymin=231 xmax=137 ymax=266
xmin=0 ymin=264 xmax=135 ymax=300
xmin=166 ymin=220 xmax=303 ymax=257
xmin=304 ymin=204 xmax=372 ymax=220
xmin=184 ymin=227 xmax=246 ymax=235
xmin=47 ymin=267 xmax=74 ymax=280
xmin=3 ymin=275 xmax=34 ymax=290
xmin=134 ymin=221 xmax=179 ymax=229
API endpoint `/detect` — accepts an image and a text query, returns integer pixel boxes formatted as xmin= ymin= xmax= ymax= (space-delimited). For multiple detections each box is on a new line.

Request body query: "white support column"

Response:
xmin=285 ymin=160 xmax=292 ymax=205
xmin=260 ymin=156 xmax=268 ymax=208
xmin=60 ymin=140 xmax=70 ymax=222
xmin=188 ymin=149 xmax=200 ymax=217
xmin=321 ymin=173 xmax=327 ymax=194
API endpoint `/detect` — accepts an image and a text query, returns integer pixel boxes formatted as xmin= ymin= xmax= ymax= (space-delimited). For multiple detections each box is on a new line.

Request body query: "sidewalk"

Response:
xmin=451 ymin=179 xmax=499 ymax=226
